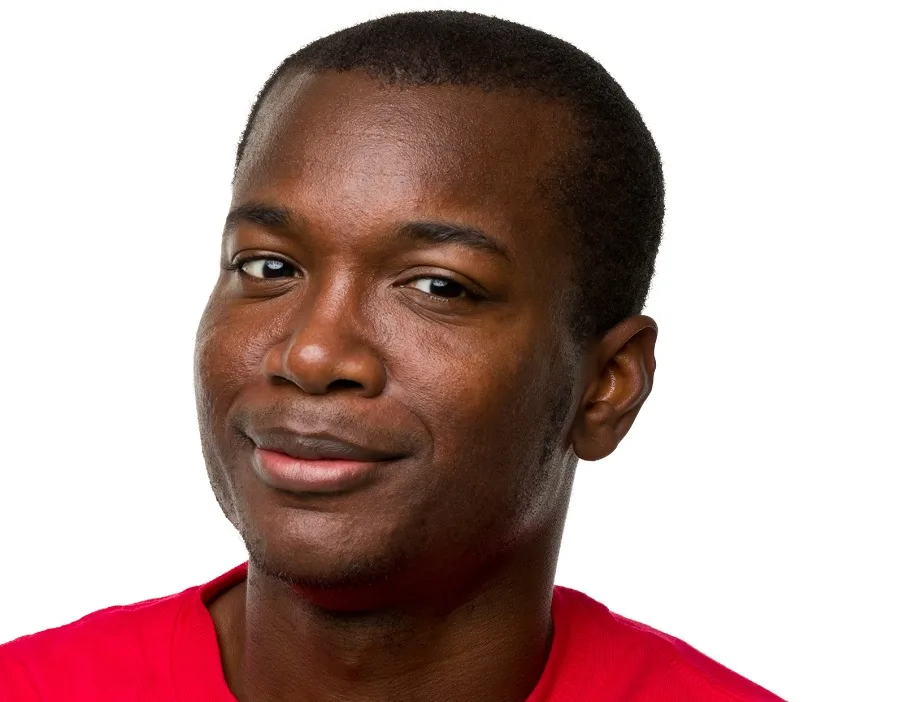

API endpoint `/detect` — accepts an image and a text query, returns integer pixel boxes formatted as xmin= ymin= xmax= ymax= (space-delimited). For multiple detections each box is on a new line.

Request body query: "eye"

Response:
xmin=239 ymin=257 xmax=300 ymax=279
xmin=407 ymin=277 xmax=471 ymax=299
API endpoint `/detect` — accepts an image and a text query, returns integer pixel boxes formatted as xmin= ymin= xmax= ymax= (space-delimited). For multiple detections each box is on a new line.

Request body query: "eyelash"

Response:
xmin=225 ymin=256 xmax=485 ymax=303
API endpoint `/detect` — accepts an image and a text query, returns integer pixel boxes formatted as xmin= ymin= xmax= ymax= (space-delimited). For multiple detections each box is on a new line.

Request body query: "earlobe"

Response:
xmin=574 ymin=400 xmax=619 ymax=461
xmin=569 ymin=316 xmax=658 ymax=462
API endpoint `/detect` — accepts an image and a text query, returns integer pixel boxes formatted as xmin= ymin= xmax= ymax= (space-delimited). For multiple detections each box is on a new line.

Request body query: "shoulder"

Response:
xmin=551 ymin=586 xmax=787 ymax=702
xmin=0 ymin=584 xmax=195 ymax=700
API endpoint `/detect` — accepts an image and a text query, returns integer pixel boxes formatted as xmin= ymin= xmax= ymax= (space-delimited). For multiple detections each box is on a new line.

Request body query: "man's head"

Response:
xmin=195 ymin=10 xmax=662 ymax=609
xmin=236 ymin=11 xmax=664 ymax=345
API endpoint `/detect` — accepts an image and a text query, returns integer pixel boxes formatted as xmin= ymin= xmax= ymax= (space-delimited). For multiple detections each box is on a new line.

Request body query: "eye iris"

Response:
xmin=428 ymin=278 xmax=462 ymax=297
xmin=262 ymin=260 xmax=285 ymax=278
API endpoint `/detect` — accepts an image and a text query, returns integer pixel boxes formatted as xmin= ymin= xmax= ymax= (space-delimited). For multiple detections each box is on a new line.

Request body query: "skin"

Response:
xmin=195 ymin=69 xmax=657 ymax=702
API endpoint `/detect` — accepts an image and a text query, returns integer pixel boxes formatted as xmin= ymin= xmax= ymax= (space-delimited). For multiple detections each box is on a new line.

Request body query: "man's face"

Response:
xmin=195 ymin=71 xmax=584 ymax=600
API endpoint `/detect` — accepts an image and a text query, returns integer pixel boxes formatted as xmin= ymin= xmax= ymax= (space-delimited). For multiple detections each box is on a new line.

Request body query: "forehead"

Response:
xmin=235 ymin=70 xmax=577 ymax=257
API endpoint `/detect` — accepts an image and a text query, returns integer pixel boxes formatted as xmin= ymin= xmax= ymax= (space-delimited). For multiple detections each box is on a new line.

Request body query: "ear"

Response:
xmin=568 ymin=315 xmax=658 ymax=461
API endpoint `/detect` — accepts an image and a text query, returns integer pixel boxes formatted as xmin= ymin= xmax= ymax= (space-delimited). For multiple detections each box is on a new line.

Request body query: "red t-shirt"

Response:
xmin=0 ymin=562 xmax=785 ymax=701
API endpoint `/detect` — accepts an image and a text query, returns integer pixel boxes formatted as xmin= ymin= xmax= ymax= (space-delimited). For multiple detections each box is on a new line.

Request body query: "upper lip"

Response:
xmin=249 ymin=427 xmax=403 ymax=462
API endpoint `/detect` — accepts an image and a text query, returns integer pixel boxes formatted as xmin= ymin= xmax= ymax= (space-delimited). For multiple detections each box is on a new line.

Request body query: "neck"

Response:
xmin=212 ymin=529 xmax=563 ymax=702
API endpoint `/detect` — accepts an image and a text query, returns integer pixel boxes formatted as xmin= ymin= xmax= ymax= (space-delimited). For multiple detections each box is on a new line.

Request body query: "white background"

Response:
xmin=1 ymin=2 xmax=897 ymax=700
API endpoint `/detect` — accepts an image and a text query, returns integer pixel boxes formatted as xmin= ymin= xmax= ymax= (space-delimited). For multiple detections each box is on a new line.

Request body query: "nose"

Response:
xmin=261 ymin=278 xmax=386 ymax=397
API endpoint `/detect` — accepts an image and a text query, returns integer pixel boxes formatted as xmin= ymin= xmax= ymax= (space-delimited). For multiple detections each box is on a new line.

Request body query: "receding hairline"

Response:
xmin=232 ymin=67 xmax=587 ymax=269
xmin=234 ymin=65 xmax=584 ymax=181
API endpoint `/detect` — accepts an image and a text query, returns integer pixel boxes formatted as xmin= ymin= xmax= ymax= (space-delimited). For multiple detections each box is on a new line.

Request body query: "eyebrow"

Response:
xmin=225 ymin=202 xmax=296 ymax=231
xmin=394 ymin=220 xmax=511 ymax=262
xmin=225 ymin=202 xmax=513 ymax=264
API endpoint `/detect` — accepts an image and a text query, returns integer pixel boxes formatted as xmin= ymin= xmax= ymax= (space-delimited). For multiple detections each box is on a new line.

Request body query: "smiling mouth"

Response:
xmin=251 ymin=447 xmax=394 ymax=494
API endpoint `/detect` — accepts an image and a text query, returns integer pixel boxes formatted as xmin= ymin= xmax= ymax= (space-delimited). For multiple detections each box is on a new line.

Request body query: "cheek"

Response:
xmin=402 ymin=326 xmax=552 ymax=483
xmin=400 ymin=349 xmax=560 ymax=558
xmin=194 ymin=298 xmax=271 ymax=428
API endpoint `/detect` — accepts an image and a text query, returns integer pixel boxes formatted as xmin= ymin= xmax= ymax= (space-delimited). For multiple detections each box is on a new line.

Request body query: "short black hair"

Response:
xmin=235 ymin=10 xmax=664 ymax=347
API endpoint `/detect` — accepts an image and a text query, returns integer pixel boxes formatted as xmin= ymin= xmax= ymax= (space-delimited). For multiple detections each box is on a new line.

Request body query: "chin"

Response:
xmin=238 ymin=508 xmax=421 ymax=605
xmin=249 ymin=544 xmax=422 ymax=612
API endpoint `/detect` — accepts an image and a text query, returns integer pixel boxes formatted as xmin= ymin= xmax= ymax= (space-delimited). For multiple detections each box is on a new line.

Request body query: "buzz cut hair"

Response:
xmin=234 ymin=10 xmax=664 ymax=346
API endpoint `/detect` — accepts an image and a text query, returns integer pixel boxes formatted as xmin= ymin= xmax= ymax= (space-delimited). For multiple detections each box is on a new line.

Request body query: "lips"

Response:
xmin=251 ymin=427 xmax=401 ymax=461
xmin=247 ymin=426 xmax=405 ymax=494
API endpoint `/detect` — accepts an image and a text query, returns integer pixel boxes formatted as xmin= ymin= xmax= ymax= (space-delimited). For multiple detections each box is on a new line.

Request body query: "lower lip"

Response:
xmin=252 ymin=448 xmax=385 ymax=494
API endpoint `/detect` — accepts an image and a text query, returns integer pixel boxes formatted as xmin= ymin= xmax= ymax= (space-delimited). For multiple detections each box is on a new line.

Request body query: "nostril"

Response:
xmin=327 ymin=379 xmax=363 ymax=390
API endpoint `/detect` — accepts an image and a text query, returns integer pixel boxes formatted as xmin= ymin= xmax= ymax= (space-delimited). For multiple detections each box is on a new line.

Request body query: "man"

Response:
xmin=0 ymin=10 xmax=785 ymax=701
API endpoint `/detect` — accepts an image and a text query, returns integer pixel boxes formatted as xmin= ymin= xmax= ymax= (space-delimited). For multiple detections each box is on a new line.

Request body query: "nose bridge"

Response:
xmin=266 ymin=271 xmax=385 ymax=395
